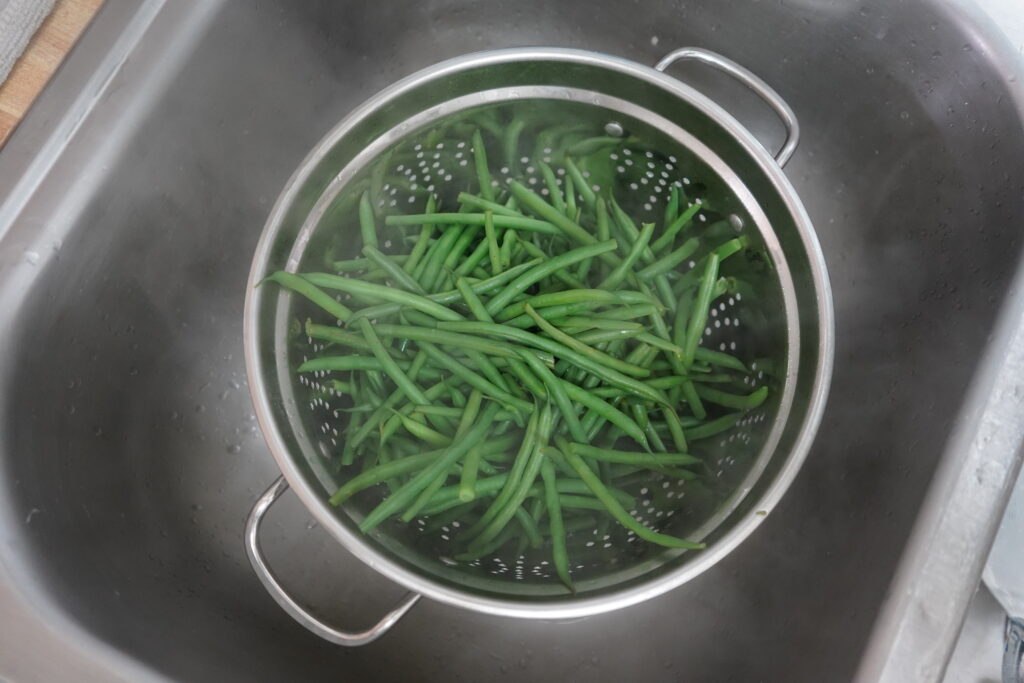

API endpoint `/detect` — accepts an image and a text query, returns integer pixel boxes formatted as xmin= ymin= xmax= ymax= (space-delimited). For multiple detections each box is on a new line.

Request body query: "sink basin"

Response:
xmin=1 ymin=1 xmax=1023 ymax=681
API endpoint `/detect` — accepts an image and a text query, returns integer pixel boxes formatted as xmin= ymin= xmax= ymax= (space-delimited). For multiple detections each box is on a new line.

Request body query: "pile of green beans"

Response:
xmin=264 ymin=124 xmax=769 ymax=591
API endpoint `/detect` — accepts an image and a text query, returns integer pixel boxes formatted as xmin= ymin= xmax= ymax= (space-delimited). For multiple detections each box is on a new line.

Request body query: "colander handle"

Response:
xmin=244 ymin=476 xmax=421 ymax=646
xmin=654 ymin=47 xmax=800 ymax=168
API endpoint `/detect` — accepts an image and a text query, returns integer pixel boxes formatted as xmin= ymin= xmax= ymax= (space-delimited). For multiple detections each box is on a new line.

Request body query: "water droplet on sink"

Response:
xmin=900 ymin=111 xmax=910 ymax=120
xmin=195 ymin=404 xmax=206 ymax=413
xmin=93 ymin=427 xmax=103 ymax=437
xmin=226 ymin=444 xmax=241 ymax=454
xmin=23 ymin=251 xmax=39 ymax=265
xmin=191 ymin=503 xmax=203 ymax=512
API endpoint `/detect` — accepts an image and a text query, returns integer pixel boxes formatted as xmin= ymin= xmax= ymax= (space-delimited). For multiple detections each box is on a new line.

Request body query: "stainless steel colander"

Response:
xmin=243 ymin=47 xmax=833 ymax=645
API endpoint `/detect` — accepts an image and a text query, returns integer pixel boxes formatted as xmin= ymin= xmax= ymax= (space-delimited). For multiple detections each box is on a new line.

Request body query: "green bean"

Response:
xmin=563 ymin=174 xmax=577 ymax=220
xmin=479 ymin=212 xmax=501 ymax=276
xmin=453 ymin=522 xmax=519 ymax=561
xmin=348 ymin=258 xmax=542 ymax=323
xmin=459 ymin=444 xmax=484 ymax=503
xmin=262 ymin=271 xmax=353 ymax=322
xmin=540 ymin=459 xmax=573 ymax=591
xmin=564 ymin=158 xmax=596 ymax=208
xmin=693 ymin=347 xmax=748 ymax=372
xmin=298 ymin=356 xmax=393 ymax=373
xmin=561 ymin=446 xmax=704 ymax=549
xmin=650 ymin=202 xmax=702 ymax=254
xmin=401 ymin=195 xmax=436 ymax=275
xmin=423 ymin=473 xmax=511 ymax=515
xmin=384 ymin=212 xmax=560 ymax=237
xmin=301 ymin=273 xmax=464 ymax=322
xmin=401 ymin=469 xmax=452 ymax=522
xmin=360 ymin=403 xmax=501 ymax=532
xmin=349 ymin=371 xmax=447 ymax=454
xmin=566 ymin=135 xmax=623 ymax=157
xmin=516 ymin=239 xmax=588 ymax=290
xmin=505 ymin=357 xmax=548 ymax=399
xmin=437 ymin=225 xmax=481 ymax=290
xmin=359 ymin=191 xmax=378 ymax=250
xmin=559 ymin=379 xmax=650 ymax=450
xmin=655 ymin=275 xmax=677 ymax=314
xmin=330 ymin=450 xmax=442 ymax=505
xmin=537 ymin=161 xmax=566 ymax=214
xmin=568 ymin=442 xmax=700 ymax=466
xmin=452 ymin=277 xmax=488 ymax=323
xmin=332 ymin=254 xmax=410 ymax=273
xmin=682 ymin=253 xmax=720 ymax=368
xmin=687 ymin=412 xmax=743 ymax=440
xmin=456 ymin=192 xmax=522 ymax=218
xmin=362 ymin=246 xmax=426 ymax=294
xmin=464 ymin=408 xmax=541 ymax=539
xmin=356 ymin=318 xmax=431 ymax=406
xmin=369 ymin=323 xmax=539 ymax=361
xmin=681 ymin=380 xmax=706 ymax=420
xmin=595 ymin=197 xmax=610 ymax=242
xmin=523 ymin=304 xmax=651 ymax=379
xmin=437 ymin=321 xmax=668 ymax=407
xmin=635 ymin=332 xmax=686 ymax=357
xmin=516 ymin=349 xmax=587 ymax=443
xmin=379 ymin=377 xmax=456 ymax=446
xmin=589 ymin=304 xmax=662 ymax=321
xmin=636 ymin=237 xmax=700 ymax=282
xmin=499 ymin=229 xmax=517 ymax=269
xmin=387 ymin=408 xmax=451 ymax=447
xmin=553 ymin=316 xmax=643 ymax=332
xmin=454 ymin=239 xmax=492 ymax=280
xmin=508 ymin=181 xmax=598 ymax=250
xmin=631 ymin=402 xmax=668 ymax=452
xmin=304 ymin=321 xmax=372 ymax=351
xmin=598 ymin=221 xmax=655 ymax=290
xmin=417 ymin=341 xmax=533 ymax=414
xmin=575 ymin=328 xmax=645 ymax=345
xmin=411 ymin=405 xmax=518 ymax=422
xmin=663 ymin=184 xmax=680 ymax=228
xmin=503 ymin=300 xmax=614 ymax=329
xmin=494 ymin=289 xmax=652 ymax=322
xmin=341 ymin=409 xmax=365 ymax=466
xmin=483 ymin=240 xmax=618 ymax=315
xmin=671 ymin=237 xmax=746 ymax=294
xmin=514 ymin=507 xmax=544 ymax=549
xmin=469 ymin=406 xmax=554 ymax=548
xmin=503 ymin=118 xmax=526 ymax=173
xmin=557 ymin=494 xmax=617 ymax=511
xmin=609 ymin=198 xmax=656 ymax=264
xmin=472 ymin=128 xmax=495 ymax=201
xmin=415 ymin=223 xmax=464 ymax=291
xmin=661 ymin=405 xmax=689 ymax=453
xmin=695 ymin=384 xmax=768 ymax=410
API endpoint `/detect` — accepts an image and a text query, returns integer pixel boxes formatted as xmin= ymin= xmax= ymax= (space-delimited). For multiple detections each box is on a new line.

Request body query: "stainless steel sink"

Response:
xmin=2 ymin=1 xmax=1023 ymax=681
